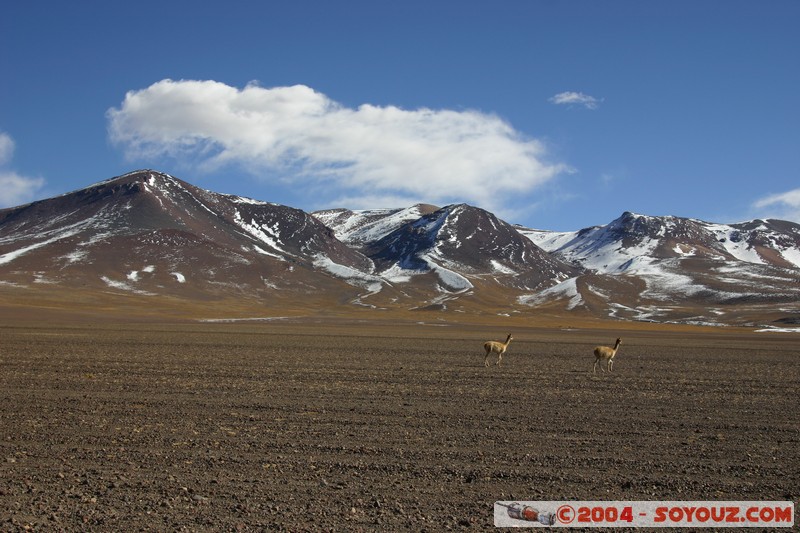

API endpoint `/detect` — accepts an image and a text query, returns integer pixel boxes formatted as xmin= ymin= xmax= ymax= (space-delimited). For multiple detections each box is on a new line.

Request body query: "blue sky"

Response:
xmin=1 ymin=0 xmax=798 ymax=231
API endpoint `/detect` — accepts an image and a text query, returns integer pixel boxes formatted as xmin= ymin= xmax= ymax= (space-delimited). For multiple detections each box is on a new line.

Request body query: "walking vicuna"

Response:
xmin=593 ymin=337 xmax=622 ymax=373
xmin=484 ymin=334 xmax=513 ymax=367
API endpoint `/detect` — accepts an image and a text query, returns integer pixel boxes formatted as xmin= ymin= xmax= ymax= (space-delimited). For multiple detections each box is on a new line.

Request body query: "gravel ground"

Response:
xmin=1 ymin=320 xmax=798 ymax=531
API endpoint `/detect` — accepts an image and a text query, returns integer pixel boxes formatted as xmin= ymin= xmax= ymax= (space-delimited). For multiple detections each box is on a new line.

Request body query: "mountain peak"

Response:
xmin=0 ymin=169 xmax=375 ymax=301
xmin=368 ymin=201 xmax=578 ymax=290
xmin=87 ymin=169 xmax=177 ymax=189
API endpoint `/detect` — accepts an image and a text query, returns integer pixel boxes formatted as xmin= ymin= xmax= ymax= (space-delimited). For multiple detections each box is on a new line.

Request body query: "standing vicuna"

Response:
xmin=483 ymin=334 xmax=513 ymax=367
xmin=593 ymin=337 xmax=622 ymax=374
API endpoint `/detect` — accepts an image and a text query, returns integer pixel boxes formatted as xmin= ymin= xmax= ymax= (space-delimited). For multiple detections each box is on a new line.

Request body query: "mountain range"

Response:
xmin=1 ymin=170 xmax=798 ymax=326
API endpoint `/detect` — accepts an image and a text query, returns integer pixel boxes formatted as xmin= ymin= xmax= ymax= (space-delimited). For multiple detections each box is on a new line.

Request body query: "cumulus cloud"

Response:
xmin=0 ymin=171 xmax=46 ymax=208
xmin=107 ymin=79 xmax=571 ymax=210
xmin=0 ymin=132 xmax=46 ymax=208
xmin=752 ymin=188 xmax=800 ymax=222
xmin=549 ymin=91 xmax=601 ymax=110
xmin=0 ymin=132 xmax=15 ymax=165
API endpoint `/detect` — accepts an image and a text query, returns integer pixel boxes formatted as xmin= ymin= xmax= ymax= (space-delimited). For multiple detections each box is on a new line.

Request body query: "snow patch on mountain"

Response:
xmin=100 ymin=276 xmax=155 ymax=296
xmin=519 ymin=277 xmax=582 ymax=310
xmin=251 ymin=245 xmax=283 ymax=260
xmin=314 ymin=204 xmax=435 ymax=245
xmin=229 ymin=196 xmax=274 ymax=206
xmin=0 ymin=226 xmax=83 ymax=265
xmin=756 ymin=326 xmax=800 ymax=333
xmin=61 ymin=250 xmax=89 ymax=264
xmin=518 ymin=227 xmax=575 ymax=251
xmin=706 ymin=223 xmax=766 ymax=264
xmin=782 ymin=247 xmax=800 ymax=267
xmin=632 ymin=259 xmax=705 ymax=300
xmin=713 ymin=264 xmax=793 ymax=284
xmin=233 ymin=210 xmax=292 ymax=258
xmin=312 ymin=254 xmax=383 ymax=292
xmin=424 ymin=258 xmax=473 ymax=292
xmin=380 ymin=264 xmax=415 ymax=284
xmin=490 ymin=260 xmax=516 ymax=274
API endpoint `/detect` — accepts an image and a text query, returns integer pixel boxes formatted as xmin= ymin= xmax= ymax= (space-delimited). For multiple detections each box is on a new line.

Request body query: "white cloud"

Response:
xmin=0 ymin=132 xmax=15 ymax=165
xmin=0 ymin=131 xmax=46 ymax=208
xmin=549 ymin=91 xmax=601 ymax=110
xmin=0 ymin=171 xmax=46 ymax=208
xmin=107 ymin=79 xmax=571 ymax=211
xmin=752 ymin=188 xmax=800 ymax=222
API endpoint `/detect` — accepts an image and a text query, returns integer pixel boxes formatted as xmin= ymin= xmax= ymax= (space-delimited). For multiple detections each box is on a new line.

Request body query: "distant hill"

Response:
xmin=2 ymin=169 xmax=798 ymax=326
xmin=518 ymin=212 xmax=800 ymax=324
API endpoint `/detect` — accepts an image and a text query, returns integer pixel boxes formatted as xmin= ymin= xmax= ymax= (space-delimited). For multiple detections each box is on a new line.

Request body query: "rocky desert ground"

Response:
xmin=1 ymin=316 xmax=798 ymax=531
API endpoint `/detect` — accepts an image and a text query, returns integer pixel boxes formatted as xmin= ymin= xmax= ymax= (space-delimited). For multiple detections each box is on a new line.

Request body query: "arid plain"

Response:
xmin=1 ymin=309 xmax=798 ymax=531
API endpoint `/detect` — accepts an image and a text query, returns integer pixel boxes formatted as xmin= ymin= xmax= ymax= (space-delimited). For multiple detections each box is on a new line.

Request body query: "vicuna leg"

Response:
xmin=595 ymin=357 xmax=607 ymax=373
xmin=496 ymin=352 xmax=503 ymax=366
xmin=484 ymin=349 xmax=490 ymax=367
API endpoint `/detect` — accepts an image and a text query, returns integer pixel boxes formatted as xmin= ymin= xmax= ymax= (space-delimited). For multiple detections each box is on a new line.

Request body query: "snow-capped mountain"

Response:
xmin=522 ymin=211 xmax=800 ymax=271
xmin=364 ymin=204 xmax=578 ymax=292
xmin=0 ymin=170 xmax=375 ymax=303
xmin=1 ymin=171 xmax=798 ymax=326
xmin=519 ymin=212 xmax=800 ymax=324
